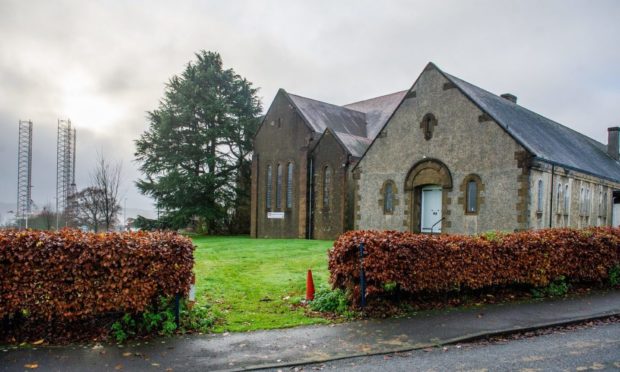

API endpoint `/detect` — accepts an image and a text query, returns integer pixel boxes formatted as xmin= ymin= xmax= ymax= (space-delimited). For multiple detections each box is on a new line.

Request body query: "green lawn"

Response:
xmin=192 ymin=236 xmax=334 ymax=332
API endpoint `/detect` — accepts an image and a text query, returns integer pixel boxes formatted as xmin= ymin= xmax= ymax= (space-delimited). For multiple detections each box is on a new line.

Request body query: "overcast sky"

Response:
xmin=1 ymin=0 xmax=619 ymax=219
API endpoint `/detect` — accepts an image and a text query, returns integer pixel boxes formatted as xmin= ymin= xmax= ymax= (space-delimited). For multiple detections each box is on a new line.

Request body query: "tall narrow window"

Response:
xmin=323 ymin=166 xmax=331 ymax=208
xmin=564 ymin=184 xmax=570 ymax=213
xmin=276 ymin=164 xmax=283 ymax=209
xmin=537 ymin=179 xmax=544 ymax=213
xmin=286 ymin=162 xmax=293 ymax=209
xmin=580 ymin=187 xmax=585 ymax=215
xmin=557 ymin=183 xmax=562 ymax=212
xmin=467 ymin=180 xmax=478 ymax=213
xmin=586 ymin=187 xmax=592 ymax=216
xmin=266 ymin=165 xmax=272 ymax=209
xmin=598 ymin=188 xmax=603 ymax=217
xmin=384 ymin=182 xmax=394 ymax=213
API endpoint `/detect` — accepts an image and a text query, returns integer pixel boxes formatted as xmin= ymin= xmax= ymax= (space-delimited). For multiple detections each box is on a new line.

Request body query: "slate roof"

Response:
xmin=332 ymin=132 xmax=373 ymax=158
xmin=288 ymin=93 xmax=368 ymax=138
xmin=286 ymin=90 xmax=405 ymax=158
xmin=440 ymin=69 xmax=620 ymax=183
xmin=343 ymin=90 xmax=408 ymax=139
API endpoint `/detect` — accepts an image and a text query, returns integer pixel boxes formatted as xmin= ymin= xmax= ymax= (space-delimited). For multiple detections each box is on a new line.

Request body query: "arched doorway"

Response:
xmin=404 ymin=159 xmax=453 ymax=233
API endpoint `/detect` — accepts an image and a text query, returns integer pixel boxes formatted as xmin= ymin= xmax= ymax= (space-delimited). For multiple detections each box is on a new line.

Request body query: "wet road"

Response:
xmin=275 ymin=321 xmax=620 ymax=371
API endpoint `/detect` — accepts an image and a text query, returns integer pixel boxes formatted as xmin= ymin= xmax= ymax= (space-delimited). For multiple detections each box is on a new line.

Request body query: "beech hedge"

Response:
xmin=328 ymin=228 xmax=620 ymax=306
xmin=0 ymin=229 xmax=194 ymax=322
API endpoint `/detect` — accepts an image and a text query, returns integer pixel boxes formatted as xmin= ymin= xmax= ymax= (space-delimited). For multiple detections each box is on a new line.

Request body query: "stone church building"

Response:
xmin=250 ymin=63 xmax=620 ymax=239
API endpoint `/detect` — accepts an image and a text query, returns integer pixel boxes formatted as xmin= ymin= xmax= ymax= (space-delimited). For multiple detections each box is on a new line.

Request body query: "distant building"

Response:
xmin=251 ymin=63 xmax=620 ymax=239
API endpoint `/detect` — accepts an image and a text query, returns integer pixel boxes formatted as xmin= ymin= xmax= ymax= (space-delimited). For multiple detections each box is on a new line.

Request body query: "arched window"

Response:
xmin=537 ymin=179 xmax=544 ymax=213
xmin=564 ymin=184 xmax=570 ymax=213
xmin=603 ymin=188 xmax=608 ymax=217
xmin=580 ymin=187 xmax=585 ymax=215
xmin=323 ymin=166 xmax=331 ymax=208
xmin=420 ymin=113 xmax=437 ymax=141
xmin=286 ymin=162 xmax=293 ymax=209
xmin=467 ymin=180 xmax=478 ymax=213
xmin=266 ymin=165 xmax=272 ymax=209
xmin=586 ymin=187 xmax=592 ymax=216
xmin=556 ymin=183 xmax=562 ymax=212
xmin=276 ymin=164 xmax=283 ymax=209
xmin=384 ymin=182 xmax=394 ymax=213
xmin=461 ymin=174 xmax=482 ymax=215
xmin=598 ymin=188 xmax=603 ymax=217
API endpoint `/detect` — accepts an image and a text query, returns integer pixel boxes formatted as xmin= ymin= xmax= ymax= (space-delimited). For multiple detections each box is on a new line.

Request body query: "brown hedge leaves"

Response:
xmin=0 ymin=229 xmax=194 ymax=322
xmin=328 ymin=228 xmax=620 ymax=306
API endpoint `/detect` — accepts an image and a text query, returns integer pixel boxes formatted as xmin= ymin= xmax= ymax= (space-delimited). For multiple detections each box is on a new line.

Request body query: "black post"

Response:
xmin=174 ymin=293 xmax=181 ymax=328
xmin=359 ymin=243 xmax=366 ymax=308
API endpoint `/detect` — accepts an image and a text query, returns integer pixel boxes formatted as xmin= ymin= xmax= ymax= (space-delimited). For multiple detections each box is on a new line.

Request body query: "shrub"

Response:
xmin=0 ymin=229 xmax=194 ymax=338
xmin=328 ymin=228 xmax=620 ymax=307
xmin=309 ymin=288 xmax=348 ymax=314
xmin=610 ymin=265 xmax=620 ymax=287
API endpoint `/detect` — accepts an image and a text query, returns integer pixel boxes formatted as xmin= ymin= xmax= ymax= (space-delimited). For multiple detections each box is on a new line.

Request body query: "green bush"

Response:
xmin=309 ymin=288 xmax=348 ymax=314
xmin=180 ymin=303 xmax=216 ymax=332
xmin=610 ymin=265 xmax=620 ymax=287
xmin=111 ymin=297 xmax=178 ymax=343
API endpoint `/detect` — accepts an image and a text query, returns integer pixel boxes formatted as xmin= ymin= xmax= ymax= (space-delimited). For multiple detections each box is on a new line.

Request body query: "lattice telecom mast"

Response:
xmin=16 ymin=120 xmax=33 ymax=229
xmin=56 ymin=119 xmax=76 ymax=229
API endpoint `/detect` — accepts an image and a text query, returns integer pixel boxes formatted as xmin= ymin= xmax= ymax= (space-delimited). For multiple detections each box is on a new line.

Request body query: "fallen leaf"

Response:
xmin=115 ymin=364 xmax=123 ymax=370
xmin=24 ymin=364 xmax=38 ymax=369
xmin=122 ymin=352 xmax=132 ymax=357
xmin=32 ymin=340 xmax=44 ymax=345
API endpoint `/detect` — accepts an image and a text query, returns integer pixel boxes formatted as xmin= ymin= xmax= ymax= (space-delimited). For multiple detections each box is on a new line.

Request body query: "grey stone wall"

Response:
xmin=528 ymin=164 xmax=618 ymax=229
xmin=310 ymin=130 xmax=349 ymax=240
xmin=253 ymin=91 xmax=313 ymax=238
xmin=355 ymin=66 xmax=527 ymax=234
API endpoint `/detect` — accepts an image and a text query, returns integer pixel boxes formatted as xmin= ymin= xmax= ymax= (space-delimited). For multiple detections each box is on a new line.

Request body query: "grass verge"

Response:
xmin=192 ymin=236 xmax=333 ymax=332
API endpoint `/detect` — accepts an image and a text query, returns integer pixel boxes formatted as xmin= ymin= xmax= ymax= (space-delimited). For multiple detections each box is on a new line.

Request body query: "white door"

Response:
xmin=421 ymin=185 xmax=442 ymax=233
xmin=613 ymin=204 xmax=620 ymax=227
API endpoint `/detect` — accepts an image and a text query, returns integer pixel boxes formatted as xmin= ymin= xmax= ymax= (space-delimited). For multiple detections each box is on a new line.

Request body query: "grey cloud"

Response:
xmin=0 ymin=0 xmax=619 ymax=214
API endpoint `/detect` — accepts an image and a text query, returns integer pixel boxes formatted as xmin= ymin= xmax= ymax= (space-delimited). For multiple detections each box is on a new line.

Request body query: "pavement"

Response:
xmin=1 ymin=290 xmax=619 ymax=372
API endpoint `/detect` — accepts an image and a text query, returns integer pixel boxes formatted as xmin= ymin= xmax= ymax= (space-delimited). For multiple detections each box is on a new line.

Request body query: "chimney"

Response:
xmin=608 ymin=127 xmax=620 ymax=160
xmin=500 ymin=93 xmax=517 ymax=104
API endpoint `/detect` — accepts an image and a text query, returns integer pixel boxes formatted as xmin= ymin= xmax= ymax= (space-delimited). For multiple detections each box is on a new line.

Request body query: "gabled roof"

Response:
xmin=343 ymin=90 xmax=408 ymax=139
xmin=288 ymin=93 xmax=368 ymax=137
xmin=332 ymin=132 xmax=373 ymax=158
xmin=286 ymin=90 xmax=405 ymax=158
xmin=439 ymin=69 xmax=620 ymax=183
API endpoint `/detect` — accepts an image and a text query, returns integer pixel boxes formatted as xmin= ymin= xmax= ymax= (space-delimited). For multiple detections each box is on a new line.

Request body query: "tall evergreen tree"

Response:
xmin=135 ymin=51 xmax=261 ymax=233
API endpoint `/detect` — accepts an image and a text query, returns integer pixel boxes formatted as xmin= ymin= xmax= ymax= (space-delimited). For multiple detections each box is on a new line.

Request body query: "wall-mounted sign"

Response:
xmin=267 ymin=212 xmax=285 ymax=219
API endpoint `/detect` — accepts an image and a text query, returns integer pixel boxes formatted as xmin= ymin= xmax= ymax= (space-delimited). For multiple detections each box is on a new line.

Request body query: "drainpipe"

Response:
xmin=549 ymin=164 xmax=555 ymax=228
xmin=307 ymin=157 xmax=314 ymax=239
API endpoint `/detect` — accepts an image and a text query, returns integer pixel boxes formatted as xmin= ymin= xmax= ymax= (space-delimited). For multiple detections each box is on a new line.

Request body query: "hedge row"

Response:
xmin=0 ymin=229 xmax=194 ymax=322
xmin=328 ymin=228 xmax=620 ymax=306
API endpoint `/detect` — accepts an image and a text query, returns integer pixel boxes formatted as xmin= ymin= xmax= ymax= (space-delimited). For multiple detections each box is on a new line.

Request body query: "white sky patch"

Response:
xmin=0 ymin=0 xmax=619 ymax=215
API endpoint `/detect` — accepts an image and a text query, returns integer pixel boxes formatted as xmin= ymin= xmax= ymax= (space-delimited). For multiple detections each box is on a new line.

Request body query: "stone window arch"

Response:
xmin=537 ymin=179 xmax=544 ymax=213
xmin=556 ymin=183 xmax=562 ymax=213
xmin=379 ymin=180 xmax=398 ymax=215
xmin=564 ymin=184 xmax=570 ymax=214
xmin=276 ymin=163 xmax=283 ymax=209
xmin=322 ymin=165 xmax=331 ymax=210
xmin=286 ymin=162 xmax=294 ymax=209
xmin=460 ymin=174 xmax=484 ymax=215
xmin=420 ymin=113 xmax=438 ymax=141
xmin=265 ymin=164 xmax=273 ymax=210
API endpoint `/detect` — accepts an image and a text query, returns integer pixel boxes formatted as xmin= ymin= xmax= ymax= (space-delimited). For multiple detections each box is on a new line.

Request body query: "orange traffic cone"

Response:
xmin=306 ymin=269 xmax=315 ymax=301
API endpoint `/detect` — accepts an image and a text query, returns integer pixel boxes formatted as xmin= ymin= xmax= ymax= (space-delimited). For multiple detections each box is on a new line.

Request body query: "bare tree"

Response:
xmin=91 ymin=153 xmax=122 ymax=231
xmin=73 ymin=187 xmax=106 ymax=232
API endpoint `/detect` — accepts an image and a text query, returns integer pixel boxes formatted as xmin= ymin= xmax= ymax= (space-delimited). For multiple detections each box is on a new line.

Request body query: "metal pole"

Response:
xmin=174 ymin=293 xmax=181 ymax=328
xmin=359 ymin=243 xmax=366 ymax=308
